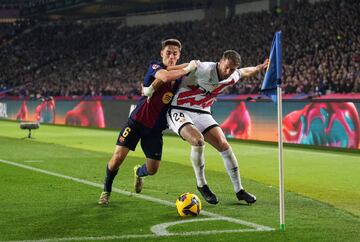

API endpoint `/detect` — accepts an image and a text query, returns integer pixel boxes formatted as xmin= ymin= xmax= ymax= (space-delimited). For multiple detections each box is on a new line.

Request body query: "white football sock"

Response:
xmin=190 ymin=145 xmax=207 ymax=187
xmin=220 ymin=147 xmax=243 ymax=193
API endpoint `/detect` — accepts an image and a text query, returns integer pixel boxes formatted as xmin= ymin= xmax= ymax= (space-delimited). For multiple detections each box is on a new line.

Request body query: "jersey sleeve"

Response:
xmin=144 ymin=62 xmax=164 ymax=87
xmin=236 ymin=69 xmax=243 ymax=79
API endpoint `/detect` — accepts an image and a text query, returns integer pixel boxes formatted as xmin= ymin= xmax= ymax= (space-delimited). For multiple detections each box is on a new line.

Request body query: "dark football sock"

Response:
xmin=103 ymin=165 xmax=119 ymax=192
xmin=136 ymin=164 xmax=149 ymax=177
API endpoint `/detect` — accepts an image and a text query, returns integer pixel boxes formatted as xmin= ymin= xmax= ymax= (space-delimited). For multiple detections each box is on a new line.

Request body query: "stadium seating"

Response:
xmin=0 ymin=0 xmax=359 ymax=98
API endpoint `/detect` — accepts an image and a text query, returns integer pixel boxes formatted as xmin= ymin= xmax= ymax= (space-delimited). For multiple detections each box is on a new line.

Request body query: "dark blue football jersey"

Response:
xmin=131 ymin=61 xmax=181 ymax=131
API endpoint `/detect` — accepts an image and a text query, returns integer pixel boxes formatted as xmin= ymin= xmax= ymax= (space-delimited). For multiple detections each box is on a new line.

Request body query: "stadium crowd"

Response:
xmin=0 ymin=0 xmax=359 ymax=98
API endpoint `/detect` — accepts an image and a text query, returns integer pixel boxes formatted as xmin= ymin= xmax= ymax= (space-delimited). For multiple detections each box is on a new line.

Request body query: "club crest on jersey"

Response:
xmin=152 ymin=64 xmax=160 ymax=70
xmin=162 ymin=92 xmax=173 ymax=104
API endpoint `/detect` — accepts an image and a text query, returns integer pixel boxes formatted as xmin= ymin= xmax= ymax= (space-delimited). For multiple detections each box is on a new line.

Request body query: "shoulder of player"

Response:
xmin=198 ymin=61 xmax=216 ymax=69
xmin=148 ymin=61 xmax=164 ymax=71
xmin=196 ymin=61 xmax=216 ymax=75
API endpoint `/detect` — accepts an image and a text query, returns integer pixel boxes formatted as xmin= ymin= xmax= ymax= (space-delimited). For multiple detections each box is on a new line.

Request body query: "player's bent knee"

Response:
xmin=147 ymin=169 xmax=158 ymax=175
xmin=108 ymin=161 xmax=120 ymax=171
xmin=219 ymin=141 xmax=230 ymax=151
xmin=108 ymin=157 xmax=122 ymax=170
xmin=187 ymin=133 xmax=204 ymax=146
xmin=108 ymin=152 xmax=126 ymax=170
xmin=146 ymin=164 xmax=159 ymax=175
xmin=188 ymin=137 xmax=204 ymax=146
xmin=196 ymin=137 xmax=205 ymax=146
xmin=146 ymin=159 xmax=160 ymax=175
xmin=181 ymin=125 xmax=204 ymax=146
xmin=114 ymin=153 xmax=126 ymax=163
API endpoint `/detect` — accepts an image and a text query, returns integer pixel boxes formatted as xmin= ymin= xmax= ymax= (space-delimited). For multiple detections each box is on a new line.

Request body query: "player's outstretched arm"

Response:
xmin=167 ymin=63 xmax=189 ymax=71
xmin=239 ymin=59 xmax=269 ymax=78
xmin=155 ymin=60 xmax=198 ymax=82
xmin=143 ymin=60 xmax=199 ymax=98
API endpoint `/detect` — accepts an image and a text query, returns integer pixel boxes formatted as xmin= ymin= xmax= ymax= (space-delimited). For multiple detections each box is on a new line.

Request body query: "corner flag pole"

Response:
xmin=277 ymin=84 xmax=285 ymax=231
xmin=275 ymin=31 xmax=285 ymax=231
xmin=275 ymin=30 xmax=285 ymax=231
xmin=260 ymin=30 xmax=284 ymax=231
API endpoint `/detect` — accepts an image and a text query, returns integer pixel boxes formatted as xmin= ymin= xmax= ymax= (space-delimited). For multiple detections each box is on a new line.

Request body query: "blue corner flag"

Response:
xmin=262 ymin=31 xmax=286 ymax=231
xmin=261 ymin=31 xmax=282 ymax=102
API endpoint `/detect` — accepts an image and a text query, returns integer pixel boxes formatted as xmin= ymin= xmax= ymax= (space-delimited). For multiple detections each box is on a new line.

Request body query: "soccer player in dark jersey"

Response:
xmin=98 ymin=39 xmax=198 ymax=205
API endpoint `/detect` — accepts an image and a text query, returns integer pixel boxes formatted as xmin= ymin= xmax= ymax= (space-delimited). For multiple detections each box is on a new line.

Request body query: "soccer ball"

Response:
xmin=176 ymin=192 xmax=202 ymax=217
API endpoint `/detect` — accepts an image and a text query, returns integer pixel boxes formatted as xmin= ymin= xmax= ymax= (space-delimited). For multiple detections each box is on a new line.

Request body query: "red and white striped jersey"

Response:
xmin=171 ymin=62 xmax=242 ymax=113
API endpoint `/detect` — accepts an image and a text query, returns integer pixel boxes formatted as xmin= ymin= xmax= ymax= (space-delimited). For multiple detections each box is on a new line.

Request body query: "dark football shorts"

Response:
xmin=116 ymin=118 xmax=163 ymax=160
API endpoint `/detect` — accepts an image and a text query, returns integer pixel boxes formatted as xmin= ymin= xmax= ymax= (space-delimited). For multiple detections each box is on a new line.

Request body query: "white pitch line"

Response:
xmin=23 ymin=160 xmax=43 ymax=163
xmin=0 ymin=159 xmax=274 ymax=242
xmin=150 ymin=217 xmax=269 ymax=236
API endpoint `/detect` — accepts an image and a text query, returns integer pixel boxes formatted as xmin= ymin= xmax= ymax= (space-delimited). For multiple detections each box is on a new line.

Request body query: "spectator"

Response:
xmin=0 ymin=0 xmax=359 ymax=97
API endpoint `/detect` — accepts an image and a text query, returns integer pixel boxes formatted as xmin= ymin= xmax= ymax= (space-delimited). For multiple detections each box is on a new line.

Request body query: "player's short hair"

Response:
xmin=222 ymin=50 xmax=241 ymax=67
xmin=161 ymin=39 xmax=182 ymax=51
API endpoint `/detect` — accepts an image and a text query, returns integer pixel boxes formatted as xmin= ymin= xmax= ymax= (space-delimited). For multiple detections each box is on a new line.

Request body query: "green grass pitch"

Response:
xmin=0 ymin=119 xmax=360 ymax=241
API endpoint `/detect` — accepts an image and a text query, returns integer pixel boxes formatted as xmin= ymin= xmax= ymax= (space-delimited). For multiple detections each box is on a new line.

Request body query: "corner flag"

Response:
xmin=261 ymin=31 xmax=282 ymax=102
xmin=261 ymin=31 xmax=285 ymax=231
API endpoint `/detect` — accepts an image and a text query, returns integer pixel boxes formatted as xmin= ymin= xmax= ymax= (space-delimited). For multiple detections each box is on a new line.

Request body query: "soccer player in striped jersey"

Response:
xmin=98 ymin=39 xmax=198 ymax=205
xmin=145 ymin=50 xmax=268 ymax=204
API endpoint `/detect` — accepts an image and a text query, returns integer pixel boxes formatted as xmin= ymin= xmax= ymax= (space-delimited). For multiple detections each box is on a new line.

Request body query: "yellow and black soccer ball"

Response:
xmin=176 ymin=192 xmax=202 ymax=217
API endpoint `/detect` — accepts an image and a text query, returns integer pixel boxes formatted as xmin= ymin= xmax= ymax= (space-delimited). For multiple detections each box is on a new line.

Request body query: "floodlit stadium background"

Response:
xmin=1 ymin=1 xmax=360 ymax=241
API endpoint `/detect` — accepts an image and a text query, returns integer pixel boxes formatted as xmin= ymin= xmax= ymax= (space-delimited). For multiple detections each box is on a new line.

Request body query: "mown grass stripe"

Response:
xmin=0 ymin=158 xmax=274 ymax=235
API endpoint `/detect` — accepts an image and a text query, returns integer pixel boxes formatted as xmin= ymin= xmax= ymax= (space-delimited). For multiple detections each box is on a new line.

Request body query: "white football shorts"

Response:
xmin=167 ymin=108 xmax=218 ymax=137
